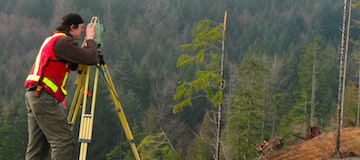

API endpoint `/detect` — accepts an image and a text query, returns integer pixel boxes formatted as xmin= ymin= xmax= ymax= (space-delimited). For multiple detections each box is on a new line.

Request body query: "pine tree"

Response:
xmin=121 ymin=89 xmax=143 ymax=129
xmin=0 ymin=96 xmax=27 ymax=160
xmin=280 ymin=46 xmax=300 ymax=114
xmin=229 ymin=39 xmax=269 ymax=160
xmin=287 ymin=37 xmax=329 ymax=141
xmin=297 ymin=37 xmax=326 ymax=126
xmin=316 ymin=43 xmax=338 ymax=122
xmin=135 ymin=56 xmax=152 ymax=110
xmin=113 ymin=50 xmax=138 ymax=93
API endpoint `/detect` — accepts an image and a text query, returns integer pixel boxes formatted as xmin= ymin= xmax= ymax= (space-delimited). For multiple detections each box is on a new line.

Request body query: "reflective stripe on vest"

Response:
xmin=43 ymin=77 xmax=58 ymax=93
xmin=26 ymin=32 xmax=67 ymax=82
xmin=41 ymin=63 xmax=69 ymax=96
xmin=61 ymin=71 xmax=69 ymax=96
xmin=26 ymin=32 xmax=68 ymax=95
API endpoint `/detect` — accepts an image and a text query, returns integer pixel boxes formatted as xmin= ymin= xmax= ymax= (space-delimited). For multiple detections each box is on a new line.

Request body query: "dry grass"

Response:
xmin=262 ymin=127 xmax=360 ymax=160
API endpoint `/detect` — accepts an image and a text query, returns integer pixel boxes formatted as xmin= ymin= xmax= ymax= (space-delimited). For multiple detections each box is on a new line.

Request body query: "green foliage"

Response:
xmin=314 ymin=43 xmax=338 ymax=123
xmin=134 ymin=56 xmax=153 ymax=110
xmin=173 ymin=20 xmax=224 ymax=113
xmin=228 ymin=39 xmax=270 ymax=159
xmin=343 ymin=82 xmax=358 ymax=127
xmin=185 ymin=114 xmax=214 ymax=160
xmin=113 ymin=50 xmax=138 ymax=93
xmin=0 ymin=96 xmax=27 ymax=160
xmin=280 ymin=46 xmax=300 ymax=115
xmin=141 ymin=104 xmax=159 ymax=136
xmin=106 ymin=146 xmax=121 ymax=160
xmin=291 ymin=37 xmax=326 ymax=126
xmin=101 ymin=25 xmax=120 ymax=61
xmin=137 ymin=132 xmax=179 ymax=160
xmin=288 ymin=90 xmax=308 ymax=127
xmin=121 ymin=89 xmax=143 ymax=130
xmin=226 ymin=109 xmax=258 ymax=159
xmin=177 ymin=20 xmax=222 ymax=68
xmin=298 ymin=37 xmax=325 ymax=92
xmin=311 ymin=1 xmax=341 ymax=42
xmin=121 ymin=125 xmax=144 ymax=160
xmin=276 ymin=114 xmax=298 ymax=146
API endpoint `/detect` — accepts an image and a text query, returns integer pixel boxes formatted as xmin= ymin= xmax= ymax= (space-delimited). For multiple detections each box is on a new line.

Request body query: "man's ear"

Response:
xmin=69 ymin=24 xmax=75 ymax=31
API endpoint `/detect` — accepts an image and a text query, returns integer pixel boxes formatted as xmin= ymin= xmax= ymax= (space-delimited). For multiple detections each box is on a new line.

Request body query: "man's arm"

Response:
xmin=54 ymin=37 xmax=98 ymax=65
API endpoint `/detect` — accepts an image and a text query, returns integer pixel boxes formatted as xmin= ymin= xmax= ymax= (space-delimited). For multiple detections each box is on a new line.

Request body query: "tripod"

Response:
xmin=66 ymin=54 xmax=140 ymax=160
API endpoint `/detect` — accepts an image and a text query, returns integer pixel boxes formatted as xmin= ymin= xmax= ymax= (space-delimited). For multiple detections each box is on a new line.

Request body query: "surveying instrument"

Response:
xmin=66 ymin=16 xmax=140 ymax=160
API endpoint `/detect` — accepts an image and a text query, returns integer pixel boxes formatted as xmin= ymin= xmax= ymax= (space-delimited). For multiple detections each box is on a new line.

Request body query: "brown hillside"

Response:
xmin=262 ymin=127 xmax=360 ymax=160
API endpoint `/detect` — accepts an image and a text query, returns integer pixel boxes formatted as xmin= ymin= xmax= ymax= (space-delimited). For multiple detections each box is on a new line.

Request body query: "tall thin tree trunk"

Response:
xmin=341 ymin=0 xmax=352 ymax=129
xmin=336 ymin=0 xmax=349 ymax=155
xmin=245 ymin=74 xmax=254 ymax=160
xmin=215 ymin=11 xmax=227 ymax=160
xmin=311 ymin=45 xmax=317 ymax=125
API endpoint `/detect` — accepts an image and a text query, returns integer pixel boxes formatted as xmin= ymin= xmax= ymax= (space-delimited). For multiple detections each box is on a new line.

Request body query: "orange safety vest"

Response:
xmin=25 ymin=31 xmax=70 ymax=103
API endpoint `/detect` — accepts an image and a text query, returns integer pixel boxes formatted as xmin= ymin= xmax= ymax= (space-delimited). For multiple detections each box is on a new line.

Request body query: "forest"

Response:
xmin=1 ymin=0 xmax=360 ymax=159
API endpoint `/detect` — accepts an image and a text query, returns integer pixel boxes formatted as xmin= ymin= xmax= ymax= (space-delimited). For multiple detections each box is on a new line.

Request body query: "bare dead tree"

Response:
xmin=341 ymin=0 xmax=353 ymax=129
xmin=151 ymin=80 xmax=176 ymax=123
xmin=311 ymin=42 xmax=317 ymax=125
xmin=215 ymin=11 xmax=227 ymax=160
xmin=336 ymin=0 xmax=349 ymax=155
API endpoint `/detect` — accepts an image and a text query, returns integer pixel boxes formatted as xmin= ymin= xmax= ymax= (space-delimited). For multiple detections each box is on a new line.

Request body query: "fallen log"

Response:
xmin=251 ymin=136 xmax=284 ymax=155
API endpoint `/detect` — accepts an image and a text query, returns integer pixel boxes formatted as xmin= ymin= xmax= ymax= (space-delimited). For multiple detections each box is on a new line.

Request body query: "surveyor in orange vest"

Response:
xmin=24 ymin=13 xmax=98 ymax=160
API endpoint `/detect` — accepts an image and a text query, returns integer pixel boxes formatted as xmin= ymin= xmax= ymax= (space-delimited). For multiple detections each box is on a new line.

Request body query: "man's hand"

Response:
xmin=85 ymin=23 xmax=95 ymax=40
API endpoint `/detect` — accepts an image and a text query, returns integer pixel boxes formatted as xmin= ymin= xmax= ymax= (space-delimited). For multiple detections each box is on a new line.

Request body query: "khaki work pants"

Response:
xmin=25 ymin=90 xmax=75 ymax=160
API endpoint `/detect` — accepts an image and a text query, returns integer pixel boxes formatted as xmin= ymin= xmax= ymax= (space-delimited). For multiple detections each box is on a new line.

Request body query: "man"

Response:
xmin=24 ymin=13 xmax=98 ymax=160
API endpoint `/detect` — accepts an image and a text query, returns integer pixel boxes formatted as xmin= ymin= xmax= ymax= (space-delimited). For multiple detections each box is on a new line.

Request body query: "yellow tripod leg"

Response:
xmin=100 ymin=64 xmax=141 ymax=160
xmin=67 ymin=64 xmax=87 ymax=130
xmin=77 ymin=65 xmax=99 ymax=160
xmin=67 ymin=62 xmax=140 ymax=159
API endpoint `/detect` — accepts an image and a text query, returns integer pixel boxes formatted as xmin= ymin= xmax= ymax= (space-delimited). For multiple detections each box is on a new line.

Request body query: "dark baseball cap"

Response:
xmin=55 ymin=13 xmax=84 ymax=31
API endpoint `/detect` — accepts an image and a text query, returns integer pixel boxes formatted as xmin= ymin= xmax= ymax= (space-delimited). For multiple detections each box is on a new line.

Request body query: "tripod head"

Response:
xmin=90 ymin=16 xmax=104 ymax=52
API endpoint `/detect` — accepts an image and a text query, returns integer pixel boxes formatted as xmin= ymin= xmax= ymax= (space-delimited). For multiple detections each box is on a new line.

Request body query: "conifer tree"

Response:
xmin=0 ymin=97 xmax=27 ymax=160
xmin=228 ymin=39 xmax=269 ymax=160
xmin=297 ymin=37 xmax=325 ymax=126
xmin=350 ymin=6 xmax=360 ymax=126
xmin=113 ymin=49 xmax=138 ymax=93
xmin=135 ymin=56 xmax=152 ymax=110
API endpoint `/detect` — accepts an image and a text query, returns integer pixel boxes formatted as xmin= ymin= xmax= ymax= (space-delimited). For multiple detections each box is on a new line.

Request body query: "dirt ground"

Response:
xmin=262 ymin=127 xmax=360 ymax=160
